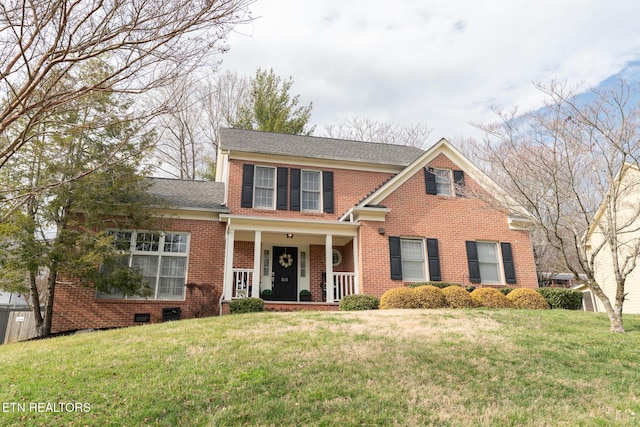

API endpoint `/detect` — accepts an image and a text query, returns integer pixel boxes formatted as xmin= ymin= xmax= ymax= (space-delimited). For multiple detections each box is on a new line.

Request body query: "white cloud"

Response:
xmin=221 ymin=0 xmax=640 ymax=144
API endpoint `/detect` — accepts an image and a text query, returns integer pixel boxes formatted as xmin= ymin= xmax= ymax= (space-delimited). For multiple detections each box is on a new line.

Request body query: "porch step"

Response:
xmin=264 ymin=302 xmax=339 ymax=313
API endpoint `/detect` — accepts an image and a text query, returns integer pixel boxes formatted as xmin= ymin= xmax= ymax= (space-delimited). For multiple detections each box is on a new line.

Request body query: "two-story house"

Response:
xmin=51 ymin=128 xmax=538 ymax=332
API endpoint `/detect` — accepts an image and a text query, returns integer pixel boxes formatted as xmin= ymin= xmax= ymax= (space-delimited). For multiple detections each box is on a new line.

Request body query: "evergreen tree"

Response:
xmin=0 ymin=66 xmax=157 ymax=337
xmin=232 ymin=68 xmax=315 ymax=135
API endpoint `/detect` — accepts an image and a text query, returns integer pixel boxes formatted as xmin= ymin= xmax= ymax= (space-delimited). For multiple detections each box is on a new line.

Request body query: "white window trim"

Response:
xmin=476 ymin=240 xmax=504 ymax=285
xmin=434 ymin=168 xmax=453 ymax=196
xmin=253 ymin=165 xmax=276 ymax=210
xmin=98 ymin=230 xmax=190 ymax=300
xmin=400 ymin=237 xmax=427 ymax=282
xmin=301 ymin=169 xmax=322 ymax=212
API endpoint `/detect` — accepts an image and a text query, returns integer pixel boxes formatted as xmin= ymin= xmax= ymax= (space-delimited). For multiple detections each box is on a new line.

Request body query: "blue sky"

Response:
xmin=220 ymin=0 xmax=640 ymax=144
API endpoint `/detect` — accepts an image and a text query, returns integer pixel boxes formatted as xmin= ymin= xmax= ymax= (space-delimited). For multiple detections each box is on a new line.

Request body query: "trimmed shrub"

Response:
xmin=499 ymin=287 xmax=515 ymax=296
xmin=470 ymin=288 xmax=513 ymax=308
xmin=380 ymin=287 xmax=418 ymax=309
xmin=537 ymin=288 xmax=583 ymax=310
xmin=407 ymin=282 xmax=462 ymax=290
xmin=229 ymin=297 xmax=264 ymax=314
xmin=412 ymin=285 xmax=447 ymax=309
xmin=441 ymin=286 xmax=475 ymax=309
xmin=339 ymin=294 xmax=380 ymax=311
xmin=506 ymin=288 xmax=550 ymax=309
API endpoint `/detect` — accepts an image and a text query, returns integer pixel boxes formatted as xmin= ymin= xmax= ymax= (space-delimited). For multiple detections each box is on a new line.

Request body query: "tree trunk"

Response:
xmin=593 ymin=286 xmax=625 ymax=333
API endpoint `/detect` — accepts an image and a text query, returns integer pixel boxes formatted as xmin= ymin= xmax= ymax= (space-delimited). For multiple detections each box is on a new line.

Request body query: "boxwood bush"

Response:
xmin=380 ymin=287 xmax=418 ymax=309
xmin=229 ymin=297 xmax=265 ymax=314
xmin=506 ymin=288 xmax=550 ymax=309
xmin=537 ymin=288 xmax=583 ymax=310
xmin=441 ymin=285 xmax=475 ymax=308
xmin=412 ymin=285 xmax=447 ymax=309
xmin=470 ymin=288 xmax=513 ymax=308
xmin=339 ymin=294 xmax=380 ymax=311
xmin=407 ymin=282 xmax=462 ymax=289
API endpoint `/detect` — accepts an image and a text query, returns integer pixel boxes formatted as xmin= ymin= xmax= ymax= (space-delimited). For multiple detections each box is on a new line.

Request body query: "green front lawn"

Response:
xmin=0 ymin=309 xmax=639 ymax=426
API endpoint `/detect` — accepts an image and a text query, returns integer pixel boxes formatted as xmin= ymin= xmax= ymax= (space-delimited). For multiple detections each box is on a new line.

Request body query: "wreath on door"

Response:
xmin=279 ymin=253 xmax=293 ymax=268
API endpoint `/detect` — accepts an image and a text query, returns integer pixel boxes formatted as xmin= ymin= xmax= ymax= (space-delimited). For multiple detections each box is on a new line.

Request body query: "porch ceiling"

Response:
xmin=221 ymin=214 xmax=358 ymax=247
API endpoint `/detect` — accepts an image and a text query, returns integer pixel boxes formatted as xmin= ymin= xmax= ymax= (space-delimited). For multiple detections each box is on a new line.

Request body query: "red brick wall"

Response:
xmin=227 ymin=159 xmax=394 ymax=218
xmin=51 ymin=217 xmax=226 ymax=333
xmin=358 ymin=153 xmax=538 ymax=296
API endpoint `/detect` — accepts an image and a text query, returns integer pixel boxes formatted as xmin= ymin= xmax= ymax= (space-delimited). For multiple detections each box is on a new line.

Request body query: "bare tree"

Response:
xmin=153 ymin=70 xmax=250 ymax=179
xmin=474 ymin=80 xmax=640 ymax=332
xmin=324 ymin=116 xmax=431 ymax=148
xmin=0 ymin=0 xmax=253 ymax=217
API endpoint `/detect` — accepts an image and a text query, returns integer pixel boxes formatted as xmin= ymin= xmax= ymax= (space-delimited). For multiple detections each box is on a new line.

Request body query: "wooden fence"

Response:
xmin=1 ymin=308 xmax=37 ymax=344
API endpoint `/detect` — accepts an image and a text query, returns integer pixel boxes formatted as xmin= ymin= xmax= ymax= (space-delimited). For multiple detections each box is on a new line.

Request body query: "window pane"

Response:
xmin=302 ymin=171 xmax=320 ymax=191
xmin=132 ymin=255 xmax=159 ymax=295
xmin=401 ymin=240 xmax=423 ymax=261
xmin=136 ymin=232 xmax=160 ymax=252
xmin=435 ymin=169 xmax=452 ymax=196
xmin=255 ymin=167 xmax=274 ymax=187
xmin=477 ymin=242 xmax=498 ymax=263
xmin=108 ymin=231 xmax=132 ymax=251
xmin=254 ymin=188 xmax=273 ymax=208
xmin=401 ymin=239 xmax=425 ymax=281
xmin=158 ymin=257 xmax=186 ymax=299
xmin=302 ymin=170 xmax=321 ymax=211
xmin=477 ymin=242 xmax=500 ymax=283
xmin=254 ymin=167 xmax=275 ymax=208
xmin=302 ymin=190 xmax=320 ymax=211
xmin=164 ymin=233 xmax=188 ymax=253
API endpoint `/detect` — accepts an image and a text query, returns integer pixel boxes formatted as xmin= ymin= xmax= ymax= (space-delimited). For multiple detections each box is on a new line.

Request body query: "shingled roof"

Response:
xmin=218 ymin=128 xmax=425 ymax=166
xmin=147 ymin=178 xmax=228 ymax=212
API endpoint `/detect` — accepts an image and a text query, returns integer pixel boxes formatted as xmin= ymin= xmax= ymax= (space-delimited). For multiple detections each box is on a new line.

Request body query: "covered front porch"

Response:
xmin=220 ymin=214 xmax=360 ymax=306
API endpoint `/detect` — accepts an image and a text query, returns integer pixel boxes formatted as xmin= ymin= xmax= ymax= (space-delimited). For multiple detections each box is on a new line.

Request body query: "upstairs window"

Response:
xmin=434 ymin=169 xmax=452 ymax=196
xmin=254 ymin=166 xmax=275 ymax=209
xmin=301 ymin=170 xmax=321 ymax=211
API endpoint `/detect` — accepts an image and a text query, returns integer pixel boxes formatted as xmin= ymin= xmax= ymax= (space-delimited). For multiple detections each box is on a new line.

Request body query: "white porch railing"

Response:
xmin=232 ymin=268 xmax=253 ymax=299
xmin=329 ymin=272 xmax=357 ymax=302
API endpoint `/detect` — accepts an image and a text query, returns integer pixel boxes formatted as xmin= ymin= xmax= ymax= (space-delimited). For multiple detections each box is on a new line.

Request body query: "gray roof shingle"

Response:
xmin=219 ymin=128 xmax=425 ymax=166
xmin=147 ymin=178 xmax=228 ymax=212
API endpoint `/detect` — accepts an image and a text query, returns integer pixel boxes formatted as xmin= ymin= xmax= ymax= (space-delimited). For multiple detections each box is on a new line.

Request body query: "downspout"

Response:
xmin=219 ymin=218 xmax=231 ymax=316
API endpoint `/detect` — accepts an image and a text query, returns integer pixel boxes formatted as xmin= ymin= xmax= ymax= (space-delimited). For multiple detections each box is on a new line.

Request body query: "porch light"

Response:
xmin=286 ymin=233 xmax=294 ymax=239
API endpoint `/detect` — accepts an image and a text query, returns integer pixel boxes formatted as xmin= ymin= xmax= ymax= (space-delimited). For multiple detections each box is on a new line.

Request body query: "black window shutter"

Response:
xmin=465 ymin=241 xmax=481 ymax=283
xmin=424 ymin=167 xmax=437 ymax=195
xmin=323 ymin=171 xmax=334 ymax=213
xmin=501 ymin=242 xmax=517 ymax=284
xmin=453 ymin=170 xmax=465 ymax=197
xmin=290 ymin=168 xmax=301 ymax=211
xmin=276 ymin=167 xmax=288 ymax=210
xmin=389 ymin=236 xmax=402 ymax=280
xmin=241 ymin=164 xmax=254 ymax=208
xmin=426 ymin=238 xmax=441 ymax=281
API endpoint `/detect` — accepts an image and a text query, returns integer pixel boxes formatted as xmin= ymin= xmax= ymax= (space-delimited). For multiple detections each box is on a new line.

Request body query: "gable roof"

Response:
xmin=218 ymin=128 xmax=424 ymax=166
xmin=341 ymin=138 xmax=533 ymax=224
xmin=147 ymin=178 xmax=228 ymax=212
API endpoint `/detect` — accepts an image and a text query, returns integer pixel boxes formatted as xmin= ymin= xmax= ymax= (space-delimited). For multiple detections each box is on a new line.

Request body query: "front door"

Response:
xmin=272 ymin=246 xmax=298 ymax=301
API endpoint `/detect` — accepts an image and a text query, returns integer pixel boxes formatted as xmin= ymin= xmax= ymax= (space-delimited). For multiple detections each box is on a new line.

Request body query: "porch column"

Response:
xmin=223 ymin=228 xmax=235 ymax=300
xmin=352 ymin=234 xmax=359 ymax=294
xmin=252 ymin=231 xmax=261 ymax=298
xmin=325 ymin=234 xmax=334 ymax=302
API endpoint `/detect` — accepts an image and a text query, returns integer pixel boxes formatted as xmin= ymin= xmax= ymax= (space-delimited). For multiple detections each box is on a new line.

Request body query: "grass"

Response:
xmin=0 ymin=309 xmax=639 ymax=426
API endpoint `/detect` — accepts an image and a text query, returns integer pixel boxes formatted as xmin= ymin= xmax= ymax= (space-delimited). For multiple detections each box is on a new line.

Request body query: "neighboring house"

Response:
xmin=585 ymin=163 xmax=640 ymax=314
xmin=51 ymin=128 xmax=538 ymax=332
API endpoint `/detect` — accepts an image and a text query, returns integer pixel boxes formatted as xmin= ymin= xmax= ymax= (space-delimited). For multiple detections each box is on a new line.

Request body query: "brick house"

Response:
xmin=51 ymin=128 xmax=537 ymax=332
